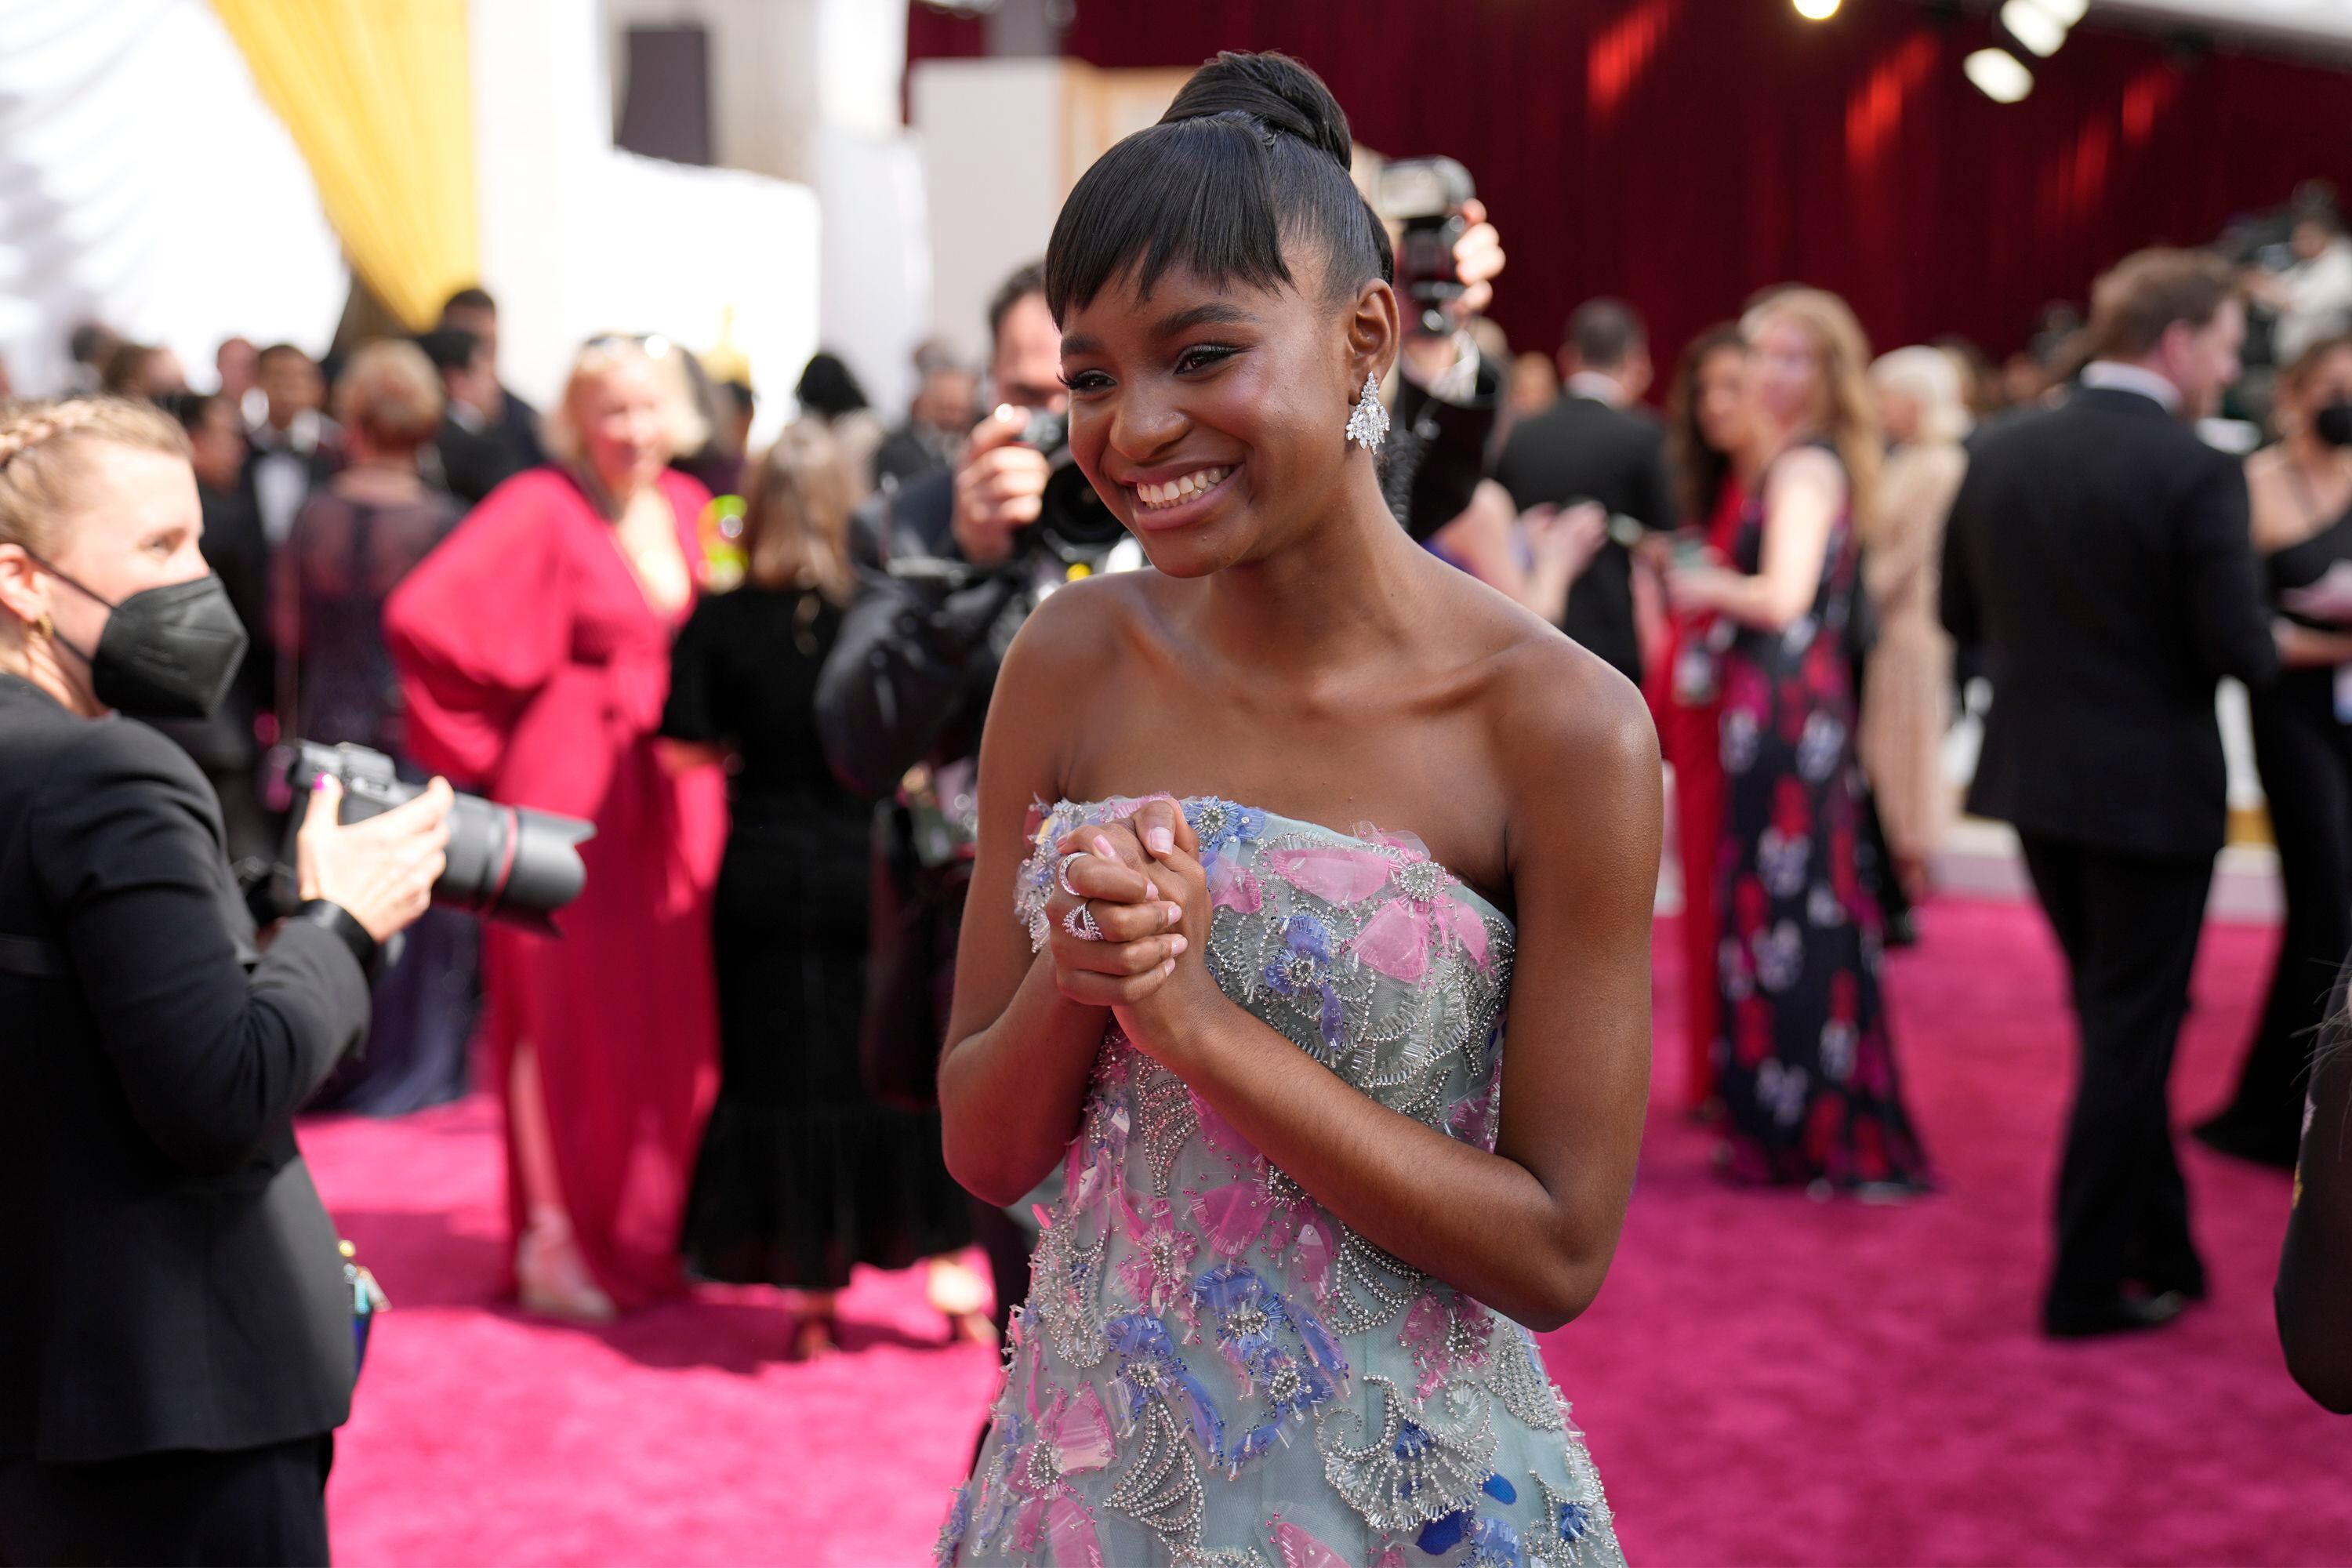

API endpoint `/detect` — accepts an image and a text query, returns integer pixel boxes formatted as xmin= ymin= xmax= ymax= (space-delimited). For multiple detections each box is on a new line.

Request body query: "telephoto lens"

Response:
xmin=283 ymin=742 xmax=593 ymax=932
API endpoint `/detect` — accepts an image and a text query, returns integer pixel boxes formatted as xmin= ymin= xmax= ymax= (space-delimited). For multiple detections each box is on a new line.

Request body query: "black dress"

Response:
xmin=2201 ymin=501 xmax=2352 ymax=1167
xmin=661 ymin=583 xmax=971 ymax=1290
xmin=1711 ymin=447 xmax=1933 ymax=1191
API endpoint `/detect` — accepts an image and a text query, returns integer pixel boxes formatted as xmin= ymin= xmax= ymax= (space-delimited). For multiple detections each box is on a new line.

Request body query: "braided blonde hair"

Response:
xmin=0 ymin=397 xmax=191 ymax=562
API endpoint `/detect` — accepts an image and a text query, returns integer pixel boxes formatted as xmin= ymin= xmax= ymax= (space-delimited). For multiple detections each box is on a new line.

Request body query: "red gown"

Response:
xmin=1645 ymin=480 xmax=1747 ymax=1112
xmin=385 ymin=467 xmax=725 ymax=1308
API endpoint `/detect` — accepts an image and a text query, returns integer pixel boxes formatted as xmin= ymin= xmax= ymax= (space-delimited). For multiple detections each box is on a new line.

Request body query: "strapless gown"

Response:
xmin=939 ymin=797 xmax=1624 ymax=1568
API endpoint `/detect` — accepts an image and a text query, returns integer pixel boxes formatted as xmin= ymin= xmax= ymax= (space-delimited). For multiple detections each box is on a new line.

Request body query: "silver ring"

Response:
xmin=1062 ymin=901 xmax=1103 ymax=942
xmin=1056 ymin=851 xmax=1087 ymax=898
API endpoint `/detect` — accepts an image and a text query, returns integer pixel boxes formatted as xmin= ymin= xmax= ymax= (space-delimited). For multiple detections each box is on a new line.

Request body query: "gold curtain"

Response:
xmin=212 ymin=0 xmax=478 ymax=330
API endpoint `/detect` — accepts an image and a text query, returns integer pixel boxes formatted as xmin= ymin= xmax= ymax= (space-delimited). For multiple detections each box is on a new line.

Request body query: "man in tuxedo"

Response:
xmin=437 ymin=285 xmax=547 ymax=478
xmin=1492 ymin=298 xmax=1674 ymax=686
xmin=1941 ymin=248 xmax=2280 ymax=1338
xmin=245 ymin=343 xmax=343 ymax=548
xmin=416 ymin=327 xmax=524 ymax=505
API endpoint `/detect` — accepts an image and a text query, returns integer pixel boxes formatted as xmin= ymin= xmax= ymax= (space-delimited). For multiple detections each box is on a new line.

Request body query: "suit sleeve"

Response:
xmin=1938 ymin=461 xmax=1984 ymax=649
xmin=1639 ymin=424 xmax=1679 ymax=533
xmin=2176 ymin=456 xmax=2279 ymax=688
xmin=31 ymin=724 xmax=369 ymax=1175
xmin=383 ymin=474 xmax=574 ymax=783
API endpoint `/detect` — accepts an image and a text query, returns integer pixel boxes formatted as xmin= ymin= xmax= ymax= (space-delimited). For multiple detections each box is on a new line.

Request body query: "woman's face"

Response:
xmin=1693 ymin=344 xmax=1749 ymax=458
xmin=1058 ymin=253 xmax=1387 ymax=579
xmin=2285 ymin=345 xmax=2352 ymax=435
xmin=1748 ymin=316 xmax=1828 ymax=441
xmin=575 ymin=358 xmax=673 ymax=492
xmin=38 ymin=446 xmax=207 ymax=709
xmin=1875 ymin=383 xmax=1922 ymax=447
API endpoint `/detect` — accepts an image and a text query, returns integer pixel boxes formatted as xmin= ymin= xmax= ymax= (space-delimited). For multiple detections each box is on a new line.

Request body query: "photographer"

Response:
xmin=0 ymin=397 xmax=450 ymax=1566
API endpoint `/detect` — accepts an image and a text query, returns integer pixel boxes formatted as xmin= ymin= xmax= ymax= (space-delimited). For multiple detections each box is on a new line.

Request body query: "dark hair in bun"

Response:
xmin=1044 ymin=52 xmax=1393 ymax=325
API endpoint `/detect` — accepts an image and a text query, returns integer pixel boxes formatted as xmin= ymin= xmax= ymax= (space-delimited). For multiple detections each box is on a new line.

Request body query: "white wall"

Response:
xmin=910 ymin=58 xmax=1073 ymax=369
xmin=0 ymin=0 xmax=345 ymax=394
xmin=473 ymin=0 xmax=818 ymax=452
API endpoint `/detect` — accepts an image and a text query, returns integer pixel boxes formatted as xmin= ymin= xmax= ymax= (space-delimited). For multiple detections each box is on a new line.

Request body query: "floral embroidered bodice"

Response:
xmin=941 ymin=797 xmax=1622 ymax=1568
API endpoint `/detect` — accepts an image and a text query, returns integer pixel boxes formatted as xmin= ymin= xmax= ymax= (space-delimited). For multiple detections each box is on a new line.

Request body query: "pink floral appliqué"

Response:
xmin=1261 ymin=833 xmax=1492 ymax=984
xmin=1007 ymin=1374 xmax=1116 ymax=1568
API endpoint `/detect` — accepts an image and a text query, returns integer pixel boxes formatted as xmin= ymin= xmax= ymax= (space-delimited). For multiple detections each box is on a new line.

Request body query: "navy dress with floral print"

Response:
xmin=1711 ymin=445 xmax=1933 ymax=1191
xmin=939 ymin=797 xmax=1621 ymax=1568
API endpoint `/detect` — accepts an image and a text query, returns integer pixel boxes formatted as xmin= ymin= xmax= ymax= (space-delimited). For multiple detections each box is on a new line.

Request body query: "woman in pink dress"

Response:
xmin=386 ymin=337 xmax=725 ymax=1319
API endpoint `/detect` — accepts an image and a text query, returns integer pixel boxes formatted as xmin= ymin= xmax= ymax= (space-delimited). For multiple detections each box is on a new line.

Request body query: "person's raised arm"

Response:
xmin=1109 ymin=648 xmax=1660 ymax=1330
xmin=935 ymin=583 xmax=1186 ymax=1206
xmin=1667 ymin=445 xmax=1841 ymax=633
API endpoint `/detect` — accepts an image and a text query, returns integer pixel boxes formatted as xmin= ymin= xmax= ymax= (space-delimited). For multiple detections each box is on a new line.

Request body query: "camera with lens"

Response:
xmin=1010 ymin=408 xmax=1128 ymax=565
xmin=269 ymin=742 xmax=593 ymax=933
xmin=1377 ymin=156 xmax=1475 ymax=336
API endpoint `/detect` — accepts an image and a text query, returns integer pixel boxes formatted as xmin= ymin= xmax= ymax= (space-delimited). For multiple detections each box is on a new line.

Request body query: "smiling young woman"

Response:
xmin=931 ymin=53 xmax=1657 ymax=1568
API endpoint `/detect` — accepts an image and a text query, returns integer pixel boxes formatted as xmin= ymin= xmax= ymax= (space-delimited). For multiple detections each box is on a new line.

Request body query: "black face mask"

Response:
xmin=34 ymin=559 xmax=249 ymax=720
xmin=2314 ymin=401 xmax=2352 ymax=449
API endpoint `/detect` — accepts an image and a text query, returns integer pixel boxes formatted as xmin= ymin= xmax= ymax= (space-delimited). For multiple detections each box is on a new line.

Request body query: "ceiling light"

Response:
xmin=1965 ymin=46 xmax=2034 ymax=102
xmin=1794 ymin=0 xmax=1841 ymax=19
xmin=2002 ymin=0 xmax=2070 ymax=55
xmin=2034 ymin=0 xmax=2089 ymax=23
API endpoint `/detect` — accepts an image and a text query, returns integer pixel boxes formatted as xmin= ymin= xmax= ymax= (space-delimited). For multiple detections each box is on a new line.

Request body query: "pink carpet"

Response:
xmin=303 ymin=898 xmax=2352 ymax=1566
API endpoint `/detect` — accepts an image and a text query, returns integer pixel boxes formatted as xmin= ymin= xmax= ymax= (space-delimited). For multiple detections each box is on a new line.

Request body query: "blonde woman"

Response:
xmin=659 ymin=424 xmax=978 ymax=1356
xmin=385 ymin=336 xmax=728 ymax=1320
xmin=1860 ymin=346 xmax=1969 ymax=906
xmin=1666 ymin=289 xmax=1932 ymax=1194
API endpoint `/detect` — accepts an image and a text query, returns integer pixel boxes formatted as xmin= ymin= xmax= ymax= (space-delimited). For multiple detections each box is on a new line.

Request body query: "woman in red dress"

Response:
xmin=386 ymin=337 xmax=725 ymax=1319
xmin=1648 ymin=324 xmax=1754 ymax=1112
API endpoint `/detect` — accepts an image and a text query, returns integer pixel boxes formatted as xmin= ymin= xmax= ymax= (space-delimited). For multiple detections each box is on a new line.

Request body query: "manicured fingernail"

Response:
xmin=1166 ymin=902 xmax=1185 ymax=924
xmin=1092 ymin=835 xmax=1116 ymax=859
xmin=1146 ymin=880 xmax=1160 ymax=901
xmin=1169 ymin=935 xmax=1188 ymax=957
xmin=1147 ymin=828 xmax=1174 ymax=855
xmin=1161 ymin=959 xmax=1176 ymax=977
xmin=311 ymin=776 xmax=328 ymax=793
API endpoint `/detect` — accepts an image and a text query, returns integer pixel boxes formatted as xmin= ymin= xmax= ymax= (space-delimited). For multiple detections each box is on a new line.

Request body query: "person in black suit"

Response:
xmin=0 ymin=396 xmax=450 ymax=1565
xmin=1940 ymin=248 xmax=2282 ymax=1338
xmin=437 ymin=285 xmax=547 ymax=478
xmin=1493 ymin=297 xmax=1676 ymax=685
xmin=414 ymin=327 xmax=525 ymax=506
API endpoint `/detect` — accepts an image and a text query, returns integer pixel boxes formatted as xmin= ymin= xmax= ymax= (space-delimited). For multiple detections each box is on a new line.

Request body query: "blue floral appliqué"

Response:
xmin=1187 ymin=1262 xmax=1349 ymax=1471
xmin=1104 ymin=1312 xmax=1227 ymax=1459
xmin=1417 ymin=1477 xmax=1526 ymax=1564
xmin=1263 ymin=914 xmax=1346 ymax=1052
xmin=1184 ymin=797 xmax=1266 ymax=855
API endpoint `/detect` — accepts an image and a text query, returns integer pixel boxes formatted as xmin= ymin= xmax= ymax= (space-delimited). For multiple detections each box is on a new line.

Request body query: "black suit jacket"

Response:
xmin=1492 ymin=393 xmax=1675 ymax=685
xmin=1940 ymin=387 xmax=2278 ymax=859
xmin=0 ymin=674 xmax=368 ymax=1462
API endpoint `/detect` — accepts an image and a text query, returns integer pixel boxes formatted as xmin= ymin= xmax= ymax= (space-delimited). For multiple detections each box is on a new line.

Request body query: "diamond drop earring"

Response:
xmin=1345 ymin=371 xmax=1388 ymax=453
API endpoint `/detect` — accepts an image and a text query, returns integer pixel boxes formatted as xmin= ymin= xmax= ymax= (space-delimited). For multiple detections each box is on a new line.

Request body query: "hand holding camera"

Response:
xmin=952 ymin=406 xmax=1051 ymax=568
xmin=297 ymin=774 xmax=452 ymax=943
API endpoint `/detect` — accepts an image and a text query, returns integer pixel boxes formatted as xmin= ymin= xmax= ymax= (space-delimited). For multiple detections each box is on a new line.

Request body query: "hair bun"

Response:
xmin=1162 ymin=52 xmax=1353 ymax=172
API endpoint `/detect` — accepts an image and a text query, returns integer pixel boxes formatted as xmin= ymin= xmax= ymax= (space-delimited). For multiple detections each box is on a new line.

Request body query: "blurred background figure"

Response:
xmin=99 ymin=342 xmax=189 ymax=402
xmin=873 ymin=339 xmax=977 ymax=492
xmin=1668 ymin=288 xmax=1933 ymax=1196
xmin=386 ymin=335 xmax=725 ymax=1322
xmin=2253 ymin=202 xmax=2352 ymax=368
xmin=2198 ymin=332 xmax=2352 ymax=1168
xmin=216 ymin=336 xmax=261 ymax=425
xmin=436 ymin=285 xmax=546 ymax=477
xmin=1653 ymin=321 xmax=1754 ymax=1115
xmin=792 ymin=350 xmax=885 ymax=502
xmin=661 ymin=423 xmax=977 ymax=1359
xmin=416 ymin=325 xmax=525 ymax=505
xmin=247 ymin=343 xmax=341 ymax=547
xmin=1860 ymin=346 xmax=1971 ymax=913
xmin=1942 ymin=248 xmax=2276 ymax=1337
xmin=1494 ymin=296 xmax=1673 ymax=688
xmin=280 ymin=339 xmax=477 ymax=1116
xmin=64 ymin=322 xmax=120 ymax=395
xmin=153 ymin=390 xmax=274 ymax=865
xmin=720 ymin=378 xmax=757 ymax=468
xmin=2277 ymin=975 xmax=2352 ymax=1413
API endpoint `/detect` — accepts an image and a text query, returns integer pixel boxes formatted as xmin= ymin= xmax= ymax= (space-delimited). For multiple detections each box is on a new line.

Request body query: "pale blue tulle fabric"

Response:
xmin=938 ymin=797 xmax=1622 ymax=1568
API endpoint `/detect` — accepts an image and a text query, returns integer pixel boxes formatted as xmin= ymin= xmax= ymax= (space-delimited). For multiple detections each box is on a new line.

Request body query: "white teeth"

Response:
xmin=1136 ymin=466 xmax=1230 ymax=508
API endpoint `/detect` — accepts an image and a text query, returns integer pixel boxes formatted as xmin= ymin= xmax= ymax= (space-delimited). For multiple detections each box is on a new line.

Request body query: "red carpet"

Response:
xmin=304 ymin=898 xmax=2352 ymax=1566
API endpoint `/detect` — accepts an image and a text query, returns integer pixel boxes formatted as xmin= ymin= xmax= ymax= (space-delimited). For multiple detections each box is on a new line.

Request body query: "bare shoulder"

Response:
xmin=1769 ymin=442 xmax=1846 ymax=498
xmin=1475 ymin=619 xmax=1662 ymax=867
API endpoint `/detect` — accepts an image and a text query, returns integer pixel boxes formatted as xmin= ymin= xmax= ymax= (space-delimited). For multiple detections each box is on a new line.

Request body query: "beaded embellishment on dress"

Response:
xmin=945 ymin=797 xmax=1623 ymax=1567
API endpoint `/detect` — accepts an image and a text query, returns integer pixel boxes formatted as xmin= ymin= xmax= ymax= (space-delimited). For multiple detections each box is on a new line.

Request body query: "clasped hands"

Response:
xmin=1040 ymin=796 xmax=1225 ymax=1065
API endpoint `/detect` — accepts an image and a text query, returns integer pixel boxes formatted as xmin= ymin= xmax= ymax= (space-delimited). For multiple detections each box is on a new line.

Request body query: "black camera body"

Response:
xmin=1377 ymin=156 xmax=1476 ymax=336
xmin=1011 ymin=408 xmax=1128 ymax=564
xmin=278 ymin=742 xmax=593 ymax=933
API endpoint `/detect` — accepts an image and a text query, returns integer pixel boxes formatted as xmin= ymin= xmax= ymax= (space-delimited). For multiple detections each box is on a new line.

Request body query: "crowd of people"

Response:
xmin=4 ymin=45 xmax=2351 ymax=1566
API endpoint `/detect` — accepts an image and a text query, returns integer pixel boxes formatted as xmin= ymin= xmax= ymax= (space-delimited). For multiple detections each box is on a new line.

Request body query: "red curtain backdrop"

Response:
xmin=907 ymin=2 xmax=2352 ymax=371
